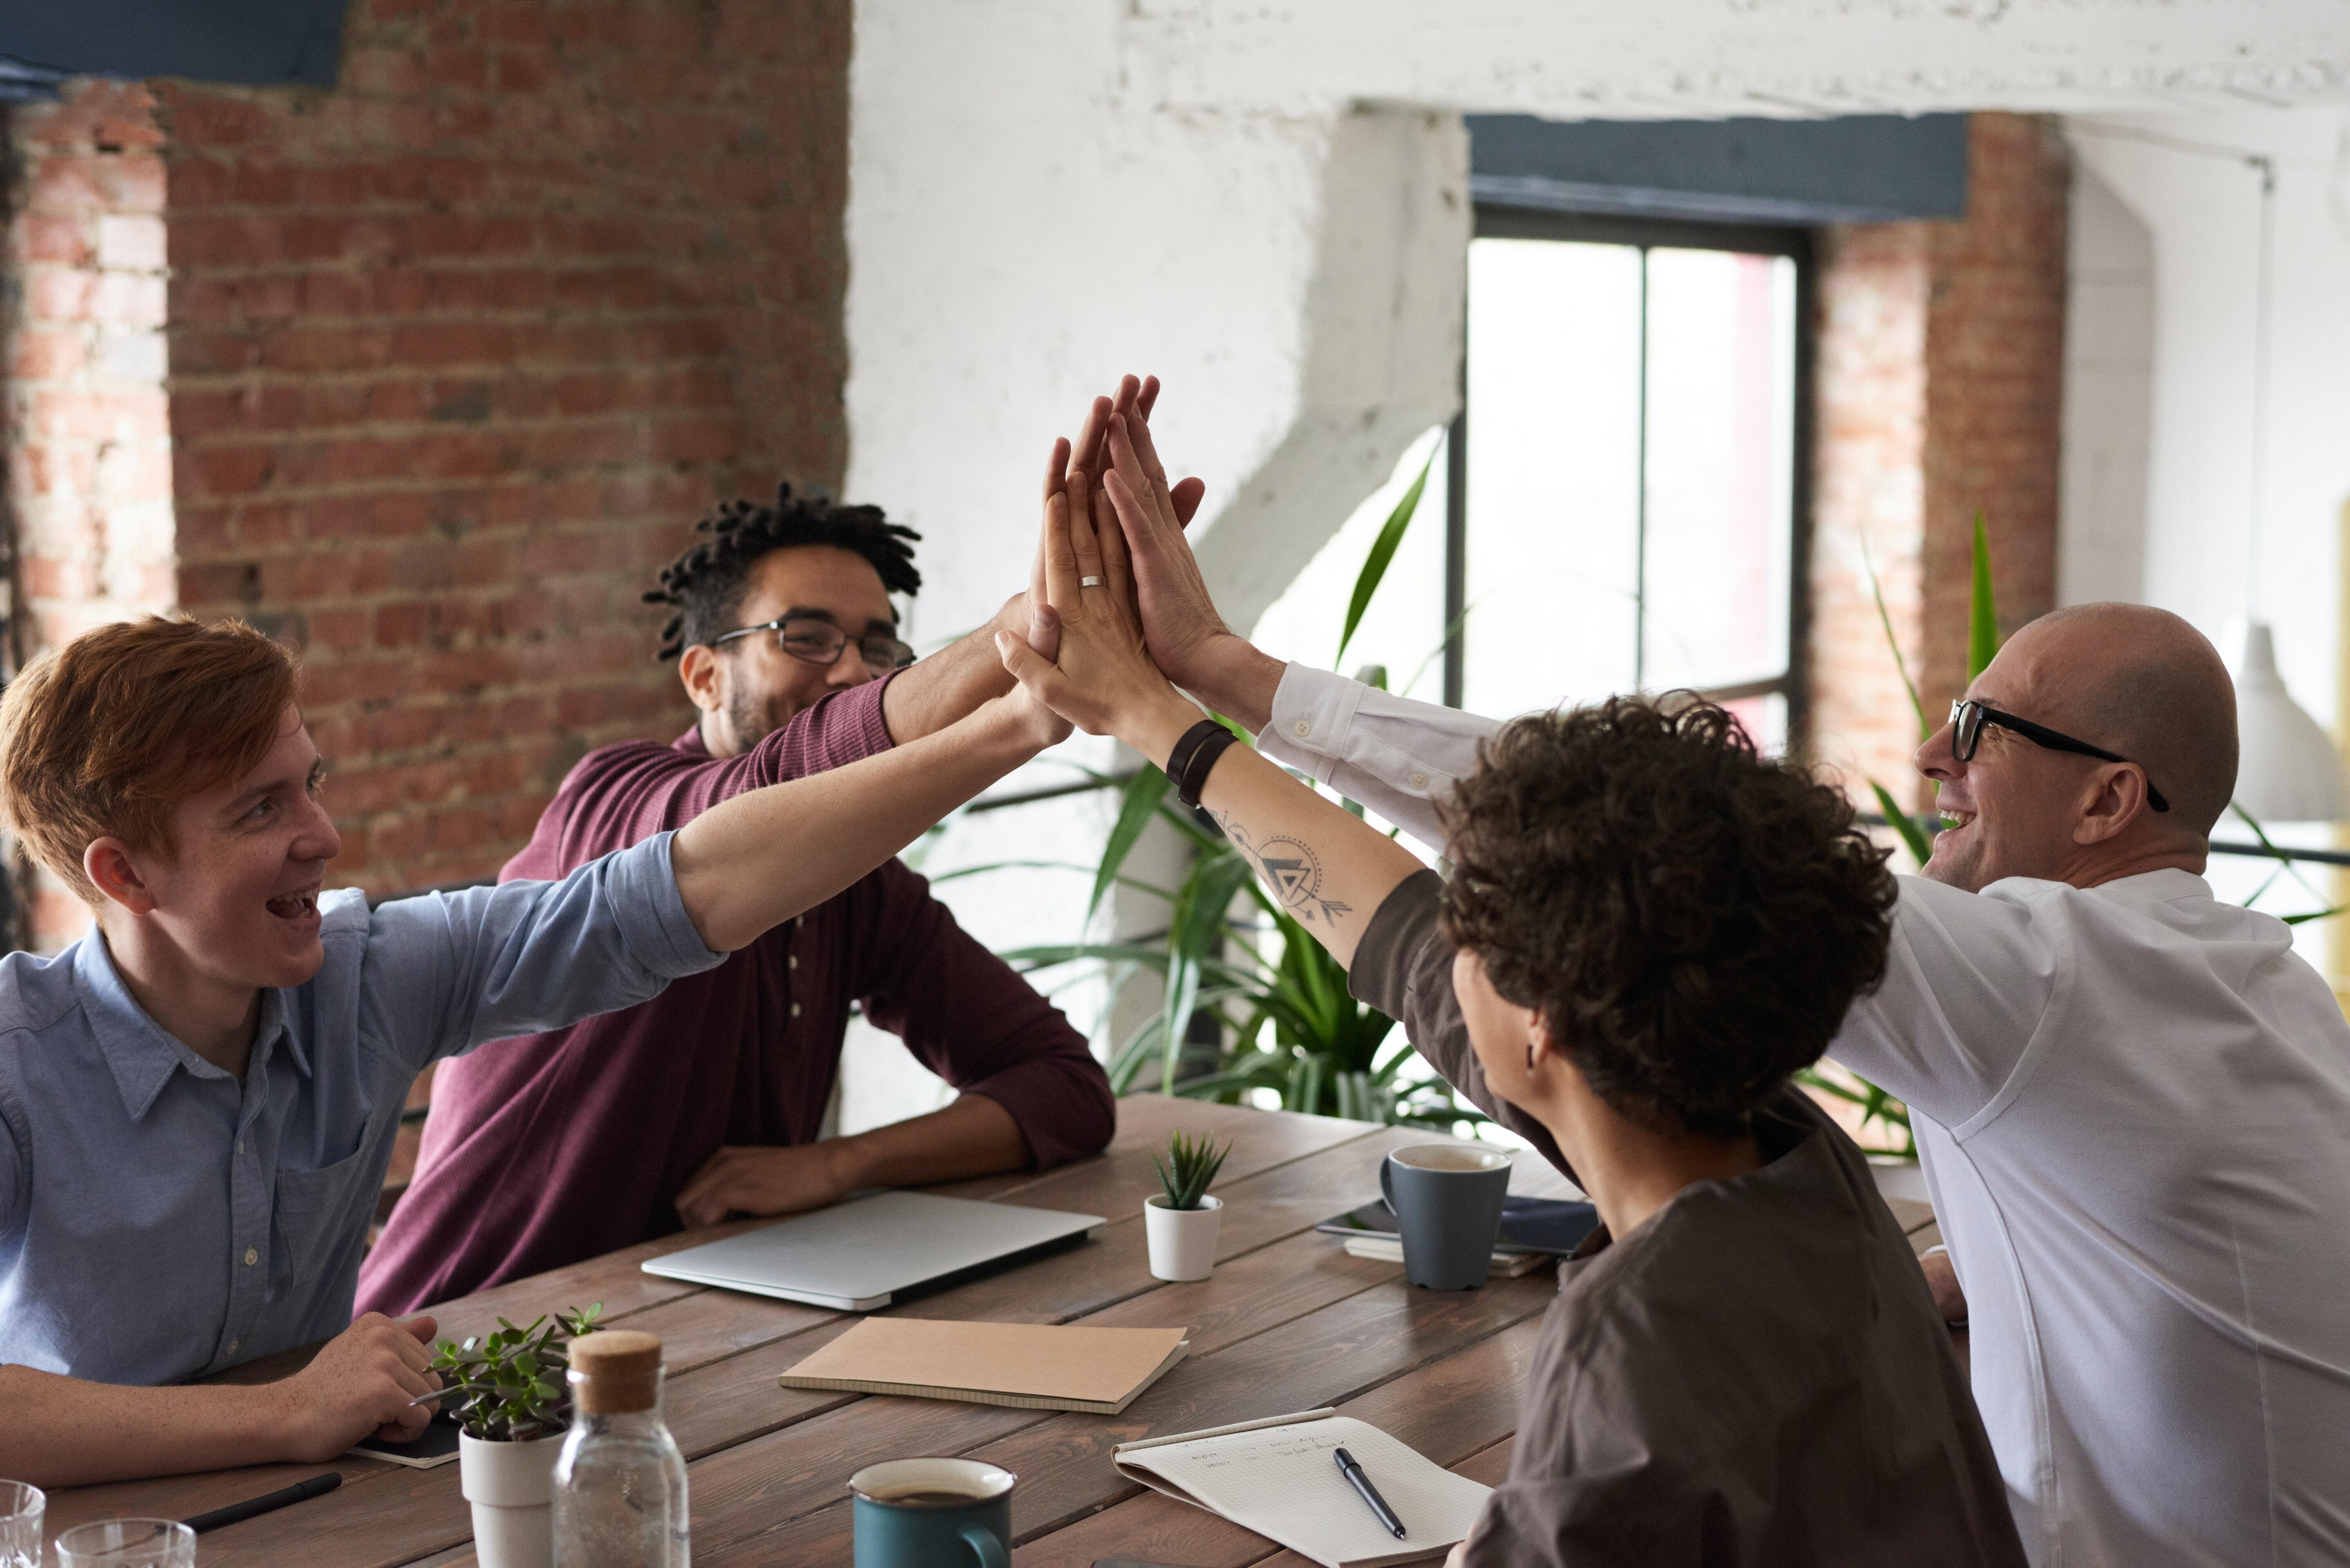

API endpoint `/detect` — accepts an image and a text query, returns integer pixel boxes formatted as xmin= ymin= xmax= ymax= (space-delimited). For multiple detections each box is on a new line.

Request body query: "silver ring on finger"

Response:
xmin=1080 ymin=576 xmax=1103 ymax=588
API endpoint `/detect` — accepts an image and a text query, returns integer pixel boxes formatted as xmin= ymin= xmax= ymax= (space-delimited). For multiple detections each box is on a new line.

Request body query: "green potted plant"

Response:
xmin=432 ymin=1302 xmax=603 ymax=1568
xmin=1145 ymin=1131 xmax=1231 ymax=1281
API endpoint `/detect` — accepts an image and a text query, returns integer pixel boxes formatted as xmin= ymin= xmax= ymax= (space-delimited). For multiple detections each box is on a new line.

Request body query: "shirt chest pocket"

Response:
xmin=271 ymin=1114 xmax=379 ymax=1292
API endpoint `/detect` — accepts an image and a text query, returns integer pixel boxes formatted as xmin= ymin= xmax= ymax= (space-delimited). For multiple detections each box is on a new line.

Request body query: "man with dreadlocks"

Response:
xmin=360 ymin=387 xmax=1191 ymax=1312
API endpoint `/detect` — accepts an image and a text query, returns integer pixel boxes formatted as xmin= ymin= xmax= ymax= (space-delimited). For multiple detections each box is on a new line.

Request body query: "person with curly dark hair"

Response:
xmin=992 ymin=430 xmax=2024 ymax=1566
xmin=362 ymin=380 xmax=1205 ymax=1315
xmin=1439 ymin=698 xmax=1900 ymax=1143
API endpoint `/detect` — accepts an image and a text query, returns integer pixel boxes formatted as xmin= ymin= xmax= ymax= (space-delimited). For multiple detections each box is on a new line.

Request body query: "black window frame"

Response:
xmin=1444 ymin=206 xmax=1817 ymax=756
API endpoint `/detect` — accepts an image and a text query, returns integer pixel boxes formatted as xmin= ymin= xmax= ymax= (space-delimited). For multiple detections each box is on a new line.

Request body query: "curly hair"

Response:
xmin=643 ymin=482 xmax=922 ymax=660
xmin=1440 ymin=696 xmax=1896 ymax=1140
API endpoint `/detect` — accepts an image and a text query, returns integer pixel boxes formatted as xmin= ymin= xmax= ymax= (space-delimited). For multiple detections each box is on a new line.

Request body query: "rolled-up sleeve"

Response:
xmin=363 ymin=831 xmax=727 ymax=1072
xmin=1350 ymin=869 xmax=1575 ymax=1181
xmin=1258 ymin=665 xmax=1499 ymax=854
xmin=849 ymin=860 xmax=1114 ymax=1170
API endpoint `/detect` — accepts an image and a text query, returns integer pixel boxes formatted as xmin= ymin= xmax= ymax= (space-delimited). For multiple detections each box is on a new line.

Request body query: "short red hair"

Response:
xmin=0 ymin=616 xmax=300 ymax=902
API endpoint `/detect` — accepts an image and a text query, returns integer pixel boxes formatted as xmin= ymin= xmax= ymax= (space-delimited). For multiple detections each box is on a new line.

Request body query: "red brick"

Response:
xmin=0 ymin=0 xmax=853 ymax=917
xmin=11 ymin=327 xmax=87 ymax=379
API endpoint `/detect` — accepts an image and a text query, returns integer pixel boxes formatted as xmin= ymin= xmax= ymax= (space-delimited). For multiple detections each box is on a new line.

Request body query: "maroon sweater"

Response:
xmin=358 ymin=679 xmax=1112 ymax=1315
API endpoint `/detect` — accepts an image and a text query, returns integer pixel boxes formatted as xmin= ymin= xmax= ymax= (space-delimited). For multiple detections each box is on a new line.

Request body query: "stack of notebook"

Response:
xmin=777 ymin=1318 xmax=1190 ymax=1414
xmin=1317 ymin=1194 xmax=1600 ymax=1279
xmin=1335 ymin=1234 xmax=1550 ymax=1277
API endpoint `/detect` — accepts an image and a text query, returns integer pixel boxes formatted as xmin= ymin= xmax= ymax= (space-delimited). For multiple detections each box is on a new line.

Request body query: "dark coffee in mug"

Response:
xmin=850 ymin=1456 xmax=1017 ymax=1567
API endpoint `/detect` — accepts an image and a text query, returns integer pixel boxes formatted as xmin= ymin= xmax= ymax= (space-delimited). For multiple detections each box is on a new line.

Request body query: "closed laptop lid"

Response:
xmin=642 ymin=1190 xmax=1104 ymax=1308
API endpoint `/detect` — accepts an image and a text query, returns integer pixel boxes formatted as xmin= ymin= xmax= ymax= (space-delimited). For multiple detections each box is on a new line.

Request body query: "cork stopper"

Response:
xmin=568 ymin=1330 xmax=663 ymax=1414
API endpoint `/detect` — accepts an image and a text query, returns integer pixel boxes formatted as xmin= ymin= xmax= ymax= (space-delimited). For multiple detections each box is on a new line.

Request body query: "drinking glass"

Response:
xmin=0 ymin=1482 xmax=42 ymax=1568
xmin=55 ymin=1519 xmax=196 ymax=1568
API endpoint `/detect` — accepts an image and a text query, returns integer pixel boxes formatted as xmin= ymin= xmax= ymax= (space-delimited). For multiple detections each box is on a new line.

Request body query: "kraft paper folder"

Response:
xmin=776 ymin=1319 xmax=1190 ymax=1414
xmin=1113 ymin=1408 xmax=1492 ymax=1568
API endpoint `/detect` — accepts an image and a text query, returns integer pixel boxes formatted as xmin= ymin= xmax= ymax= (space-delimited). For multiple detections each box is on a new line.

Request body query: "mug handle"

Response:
xmin=1379 ymin=1153 xmax=1396 ymax=1214
xmin=959 ymin=1523 xmax=1010 ymax=1568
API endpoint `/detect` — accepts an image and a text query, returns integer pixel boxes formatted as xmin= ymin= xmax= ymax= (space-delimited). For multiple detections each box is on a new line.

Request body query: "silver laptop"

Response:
xmin=641 ymin=1190 xmax=1105 ymax=1311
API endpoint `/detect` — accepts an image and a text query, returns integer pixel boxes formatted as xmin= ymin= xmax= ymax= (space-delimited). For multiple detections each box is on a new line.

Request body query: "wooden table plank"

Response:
xmin=698 ymin=1268 xmax=1560 ymax=1566
xmin=372 ymin=1098 xmax=1405 ymax=1568
xmin=43 ymin=1100 xmax=1541 ymax=1568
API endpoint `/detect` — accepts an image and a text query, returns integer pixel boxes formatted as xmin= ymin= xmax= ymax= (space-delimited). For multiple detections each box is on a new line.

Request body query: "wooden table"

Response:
xmin=45 ymin=1095 xmax=1598 ymax=1566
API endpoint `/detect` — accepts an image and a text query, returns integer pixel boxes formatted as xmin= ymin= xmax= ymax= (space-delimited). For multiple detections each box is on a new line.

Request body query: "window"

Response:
xmin=1445 ymin=210 xmax=1813 ymax=751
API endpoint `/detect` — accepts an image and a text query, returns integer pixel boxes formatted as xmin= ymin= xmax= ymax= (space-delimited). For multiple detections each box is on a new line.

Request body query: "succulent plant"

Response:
xmin=1153 ymin=1131 xmax=1230 ymax=1212
xmin=429 ymin=1301 xmax=604 ymax=1442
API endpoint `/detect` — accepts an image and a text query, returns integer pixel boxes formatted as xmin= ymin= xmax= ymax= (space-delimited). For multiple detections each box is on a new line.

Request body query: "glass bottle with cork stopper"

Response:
xmin=553 ymin=1330 xmax=689 ymax=1567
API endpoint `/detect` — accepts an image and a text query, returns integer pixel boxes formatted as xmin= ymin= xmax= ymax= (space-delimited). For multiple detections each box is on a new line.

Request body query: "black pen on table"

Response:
xmin=1333 ymin=1446 xmax=1406 ymax=1539
xmin=183 ymin=1471 xmax=342 ymax=1534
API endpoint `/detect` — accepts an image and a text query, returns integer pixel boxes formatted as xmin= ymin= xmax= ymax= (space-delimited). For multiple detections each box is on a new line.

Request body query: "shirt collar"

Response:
xmin=73 ymin=933 xmax=300 ymax=1121
xmin=2083 ymin=867 xmax=2213 ymax=907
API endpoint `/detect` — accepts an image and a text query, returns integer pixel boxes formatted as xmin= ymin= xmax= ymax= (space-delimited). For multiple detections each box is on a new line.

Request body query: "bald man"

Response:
xmin=1088 ymin=407 xmax=2350 ymax=1567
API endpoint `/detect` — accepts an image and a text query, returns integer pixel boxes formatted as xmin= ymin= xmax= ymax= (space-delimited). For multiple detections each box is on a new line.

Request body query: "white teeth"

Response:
xmin=1941 ymin=811 xmax=1976 ymax=829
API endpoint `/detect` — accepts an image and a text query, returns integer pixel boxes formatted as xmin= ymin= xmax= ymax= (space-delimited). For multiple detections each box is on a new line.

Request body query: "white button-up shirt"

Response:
xmin=1262 ymin=663 xmax=2350 ymax=1568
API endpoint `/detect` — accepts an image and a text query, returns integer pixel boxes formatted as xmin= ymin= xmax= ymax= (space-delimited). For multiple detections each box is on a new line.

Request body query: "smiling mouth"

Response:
xmin=1939 ymin=810 xmax=1977 ymax=831
xmin=266 ymin=892 xmax=320 ymax=921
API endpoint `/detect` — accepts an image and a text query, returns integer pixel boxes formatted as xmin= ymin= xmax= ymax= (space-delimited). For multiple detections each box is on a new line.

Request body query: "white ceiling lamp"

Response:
xmin=2234 ymin=623 xmax=2349 ymax=822
xmin=2231 ymin=152 xmax=2350 ymax=824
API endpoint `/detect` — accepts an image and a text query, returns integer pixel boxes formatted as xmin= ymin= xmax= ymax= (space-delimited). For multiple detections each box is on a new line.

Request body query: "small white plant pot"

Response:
xmin=1145 ymin=1193 xmax=1224 ymax=1282
xmin=460 ymin=1429 xmax=566 ymax=1568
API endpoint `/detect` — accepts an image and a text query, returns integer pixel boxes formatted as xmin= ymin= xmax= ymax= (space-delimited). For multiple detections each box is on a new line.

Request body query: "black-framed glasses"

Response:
xmin=1950 ymin=699 xmax=2169 ymax=813
xmin=711 ymin=616 xmax=916 ymax=672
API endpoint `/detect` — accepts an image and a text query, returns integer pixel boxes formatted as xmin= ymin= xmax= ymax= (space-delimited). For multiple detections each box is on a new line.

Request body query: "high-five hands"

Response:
xmin=994 ymin=433 xmax=1205 ymax=768
xmin=1034 ymin=376 xmax=1205 ymax=658
xmin=1095 ymin=398 xmax=1236 ymax=694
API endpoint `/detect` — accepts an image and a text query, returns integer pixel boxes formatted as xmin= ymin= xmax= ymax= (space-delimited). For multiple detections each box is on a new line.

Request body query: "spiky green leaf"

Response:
xmin=1969 ymin=512 xmax=2000 ymax=681
xmin=1336 ymin=449 xmax=1435 ymax=667
xmin=1090 ymin=766 xmax=1173 ymax=923
xmin=1869 ymin=779 xmax=1935 ymax=867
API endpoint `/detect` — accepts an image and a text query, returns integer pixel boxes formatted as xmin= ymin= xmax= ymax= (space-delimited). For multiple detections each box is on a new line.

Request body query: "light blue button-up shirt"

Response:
xmin=0 ymin=832 xmax=723 ymax=1385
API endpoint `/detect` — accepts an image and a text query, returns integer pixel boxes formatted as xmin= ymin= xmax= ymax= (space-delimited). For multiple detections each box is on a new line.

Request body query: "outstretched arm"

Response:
xmin=674 ymin=625 xmax=1068 ymax=956
xmin=992 ymin=448 xmax=1421 ymax=970
xmin=879 ymin=376 xmax=1206 ymax=742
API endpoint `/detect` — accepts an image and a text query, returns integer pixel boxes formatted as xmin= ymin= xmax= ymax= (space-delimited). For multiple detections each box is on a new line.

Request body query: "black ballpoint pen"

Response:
xmin=183 ymin=1471 xmax=342 ymax=1534
xmin=1334 ymin=1446 xmax=1407 ymax=1539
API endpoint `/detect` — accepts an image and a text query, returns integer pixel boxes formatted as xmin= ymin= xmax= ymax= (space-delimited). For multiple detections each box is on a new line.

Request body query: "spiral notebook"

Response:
xmin=1112 ymin=1409 xmax=1491 ymax=1568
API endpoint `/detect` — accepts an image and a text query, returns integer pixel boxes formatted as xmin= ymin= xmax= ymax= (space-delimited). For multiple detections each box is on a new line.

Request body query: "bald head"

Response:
xmin=1996 ymin=603 xmax=2237 ymax=837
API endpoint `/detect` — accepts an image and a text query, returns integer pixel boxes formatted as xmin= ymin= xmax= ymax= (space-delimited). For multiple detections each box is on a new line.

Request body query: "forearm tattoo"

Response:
xmin=1212 ymin=811 xmax=1353 ymax=927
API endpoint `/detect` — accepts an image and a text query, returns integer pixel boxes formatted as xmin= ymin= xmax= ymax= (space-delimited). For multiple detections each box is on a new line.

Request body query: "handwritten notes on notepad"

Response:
xmin=1113 ymin=1409 xmax=1491 ymax=1568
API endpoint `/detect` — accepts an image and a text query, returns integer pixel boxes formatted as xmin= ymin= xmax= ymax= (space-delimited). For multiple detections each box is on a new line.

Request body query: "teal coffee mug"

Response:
xmin=849 ymin=1456 xmax=1015 ymax=1568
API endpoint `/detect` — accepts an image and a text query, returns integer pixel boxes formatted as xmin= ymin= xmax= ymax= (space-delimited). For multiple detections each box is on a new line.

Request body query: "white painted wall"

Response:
xmin=1129 ymin=0 xmax=2350 ymax=120
xmin=2056 ymin=165 xmax=2155 ymax=609
xmin=2062 ymin=109 xmax=2350 ymax=743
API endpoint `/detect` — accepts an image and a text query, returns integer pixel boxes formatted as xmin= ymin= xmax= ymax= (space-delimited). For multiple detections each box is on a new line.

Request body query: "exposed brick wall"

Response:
xmin=1919 ymin=113 xmax=2069 ymax=704
xmin=158 ymin=0 xmax=850 ymax=903
xmin=2 ymin=83 xmax=179 ymax=945
xmin=1808 ymin=219 xmax=1929 ymax=807
xmin=1807 ymin=112 xmax=2068 ymax=818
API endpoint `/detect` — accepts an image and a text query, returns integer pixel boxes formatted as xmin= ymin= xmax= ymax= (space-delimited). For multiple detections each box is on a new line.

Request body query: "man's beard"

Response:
xmin=726 ymin=685 xmax=786 ymax=752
